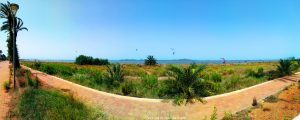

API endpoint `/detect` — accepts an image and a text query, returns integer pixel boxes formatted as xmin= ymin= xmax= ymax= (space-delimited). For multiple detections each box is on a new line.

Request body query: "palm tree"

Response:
xmin=167 ymin=63 xmax=207 ymax=105
xmin=277 ymin=59 xmax=293 ymax=76
xmin=105 ymin=64 xmax=125 ymax=88
xmin=0 ymin=2 xmax=27 ymax=68
xmin=144 ymin=55 xmax=157 ymax=66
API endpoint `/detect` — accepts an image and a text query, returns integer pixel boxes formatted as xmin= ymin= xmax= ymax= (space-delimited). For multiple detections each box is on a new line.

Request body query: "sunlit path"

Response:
xmin=0 ymin=61 xmax=11 ymax=119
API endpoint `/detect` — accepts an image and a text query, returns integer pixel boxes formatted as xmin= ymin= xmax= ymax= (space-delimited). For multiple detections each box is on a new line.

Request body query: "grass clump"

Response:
xmin=3 ymin=81 xmax=9 ymax=91
xmin=209 ymin=72 xmax=222 ymax=82
xmin=26 ymin=76 xmax=39 ymax=89
xmin=264 ymin=95 xmax=278 ymax=103
xmin=222 ymin=111 xmax=234 ymax=120
xmin=210 ymin=107 xmax=218 ymax=120
xmin=17 ymin=89 xmax=106 ymax=120
xmin=121 ymin=81 xmax=136 ymax=95
xmin=245 ymin=67 xmax=265 ymax=78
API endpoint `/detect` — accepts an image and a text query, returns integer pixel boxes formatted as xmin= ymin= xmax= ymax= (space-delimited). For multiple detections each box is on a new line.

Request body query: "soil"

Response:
xmin=0 ymin=61 xmax=11 ymax=119
xmin=234 ymin=83 xmax=300 ymax=120
xmin=249 ymin=83 xmax=300 ymax=119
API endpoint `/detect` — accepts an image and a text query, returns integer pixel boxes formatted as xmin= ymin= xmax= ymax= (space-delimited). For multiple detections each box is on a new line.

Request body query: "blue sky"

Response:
xmin=0 ymin=0 xmax=299 ymax=60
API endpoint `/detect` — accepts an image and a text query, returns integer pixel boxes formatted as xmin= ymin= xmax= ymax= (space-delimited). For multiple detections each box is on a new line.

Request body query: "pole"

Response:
xmin=12 ymin=16 xmax=16 ymax=89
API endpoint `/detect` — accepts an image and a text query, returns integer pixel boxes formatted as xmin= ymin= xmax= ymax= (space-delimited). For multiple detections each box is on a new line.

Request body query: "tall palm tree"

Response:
xmin=0 ymin=2 xmax=27 ymax=68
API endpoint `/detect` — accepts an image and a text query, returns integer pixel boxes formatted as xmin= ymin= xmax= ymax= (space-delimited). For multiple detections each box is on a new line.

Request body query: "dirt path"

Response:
xmin=23 ymin=65 xmax=300 ymax=119
xmin=0 ymin=61 xmax=11 ymax=119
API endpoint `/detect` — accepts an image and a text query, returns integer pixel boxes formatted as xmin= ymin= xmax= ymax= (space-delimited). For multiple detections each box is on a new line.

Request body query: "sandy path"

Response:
xmin=23 ymin=65 xmax=300 ymax=119
xmin=0 ymin=61 xmax=11 ymax=119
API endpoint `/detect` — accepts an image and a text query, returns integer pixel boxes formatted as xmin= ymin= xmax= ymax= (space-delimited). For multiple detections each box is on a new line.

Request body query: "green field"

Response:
xmin=22 ymin=61 xmax=281 ymax=99
xmin=6 ymin=67 xmax=108 ymax=120
xmin=16 ymin=88 xmax=107 ymax=120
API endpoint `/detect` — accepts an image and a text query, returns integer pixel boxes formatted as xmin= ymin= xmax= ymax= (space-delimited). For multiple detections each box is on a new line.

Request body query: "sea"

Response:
xmin=22 ymin=59 xmax=276 ymax=64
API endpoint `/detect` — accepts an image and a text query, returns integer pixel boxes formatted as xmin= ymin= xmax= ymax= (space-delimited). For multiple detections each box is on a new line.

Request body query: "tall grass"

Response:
xmin=17 ymin=89 xmax=106 ymax=120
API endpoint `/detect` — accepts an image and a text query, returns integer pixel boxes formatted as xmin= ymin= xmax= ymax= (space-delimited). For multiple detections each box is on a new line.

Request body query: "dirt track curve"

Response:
xmin=23 ymin=65 xmax=300 ymax=119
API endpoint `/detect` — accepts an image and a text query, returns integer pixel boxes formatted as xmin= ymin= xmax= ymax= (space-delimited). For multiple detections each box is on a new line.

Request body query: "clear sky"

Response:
xmin=0 ymin=0 xmax=299 ymax=60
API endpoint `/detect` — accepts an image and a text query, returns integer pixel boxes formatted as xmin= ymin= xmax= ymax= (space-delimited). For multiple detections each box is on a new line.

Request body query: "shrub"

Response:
xmin=3 ymin=81 xmax=9 ymax=91
xmin=93 ymin=58 xmax=109 ymax=65
xmin=75 ymin=55 xmax=93 ymax=65
xmin=277 ymin=59 xmax=293 ymax=76
xmin=121 ymin=81 xmax=136 ymax=95
xmin=245 ymin=69 xmax=256 ymax=77
xmin=75 ymin=55 xmax=109 ymax=65
xmin=266 ymin=70 xmax=279 ymax=80
xmin=27 ymin=76 xmax=39 ymax=89
xmin=210 ymin=107 xmax=217 ymax=120
xmin=256 ymin=67 xmax=264 ymax=78
xmin=210 ymin=73 xmax=222 ymax=82
xmin=141 ymin=75 xmax=158 ymax=90
xmin=222 ymin=111 xmax=233 ymax=120
xmin=245 ymin=67 xmax=264 ymax=78
xmin=264 ymin=95 xmax=278 ymax=103
xmin=105 ymin=64 xmax=125 ymax=88
xmin=32 ymin=61 xmax=41 ymax=69
xmin=40 ymin=65 xmax=56 ymax=75
xmin=144 ymin=55 xmax=157 ymax=66
xmin=166 ymin=63 xmax=207 ymax=105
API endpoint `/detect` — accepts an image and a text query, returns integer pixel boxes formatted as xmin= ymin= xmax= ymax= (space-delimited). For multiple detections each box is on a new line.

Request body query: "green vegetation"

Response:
xmin=22 ymin=58 xmax=300 ymax=103
xmin=0 ymin=2 xmax=28 ymax=68
xmin=164 ymin=64 xmax=207 ymax=105
xmin=264 ymin=95 xmax=278 ymax=103
xmin=75 ymin=55 xmax=109 ymax=65
xmin=105 ymin=64 xmax=125 ymax=88
xmin=0 ymin=50 xmax=6 ymax=60
xmin=277 ymin=59 xmax=294 ymax=76
xmin=17 ymin=89 xmax=106 ymax=120
xmin=222 ymin=112 xmax=234 ymax=120
xmin=3 ymin=81 xmax=9 ymax=91
xmin=7 ymin=67 xmax=108 ymax=120
xmin=144 ymin=55 xmax=157 ymax=66
xmin=210 ymin=107 xmax=218 ymax=120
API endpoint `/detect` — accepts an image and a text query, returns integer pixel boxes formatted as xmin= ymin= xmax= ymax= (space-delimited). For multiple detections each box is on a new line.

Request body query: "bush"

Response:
xmin=245 ymin=67 xmax=265 ymax=78
xmin=144 ymin=55 xmax=157 ymax=66
xmin=121 ymin=81 xmax=136 ymax=95
xmin=264 ymin=95 xmax=278 ymax=103
xmin=3 ymin=81 xmax=9 ymax=91
xmin=222 ymin=111 xmax=233 ymax=120
xmin=141 ymin=75 xmax=158 ymax=89
xmin=93 ymin=58 xmax=109 ymax=65
xmin=210 ymin=107 xmax=217 ymax=120
xmin=245 ymin=69 xmax=256 ymax=77
xmin=210 ymin=73 xmax=222 ymax=82
xmin=27 ymin=76 xmax=40 ymax=89
xmin=32 ymin=61 xmax=41 ymax=69
xmin=75 ymin=55 xmax=109 ymax=65
xmin=256 ymin=67 xmax=264 ymax=77
xmin=40 ymin=65 xmax=56 ymax=75
xmin=266 ymin=70 xmax=279 ymax=80
xmin=105 ymin=64 xmax=125 ymax=88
